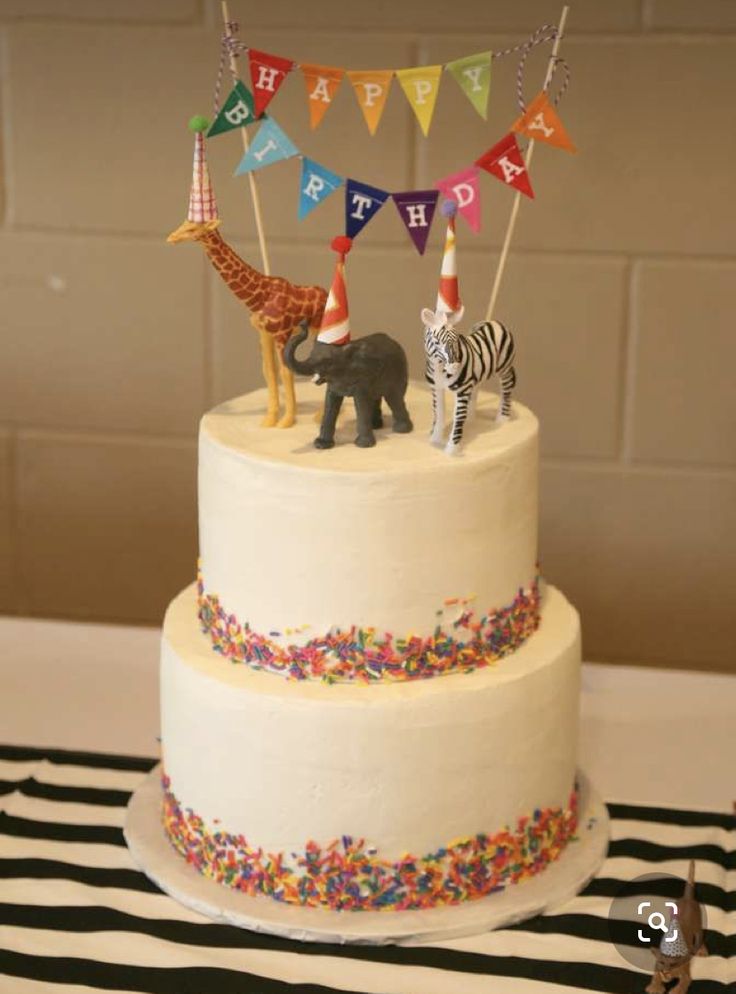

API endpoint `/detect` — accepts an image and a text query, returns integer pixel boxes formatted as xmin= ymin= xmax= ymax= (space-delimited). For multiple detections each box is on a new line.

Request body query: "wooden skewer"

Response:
xmin=220 ymin=0 xmax=271 ymax=277
xmin=484 ymin=4 xmax=569 ymax=321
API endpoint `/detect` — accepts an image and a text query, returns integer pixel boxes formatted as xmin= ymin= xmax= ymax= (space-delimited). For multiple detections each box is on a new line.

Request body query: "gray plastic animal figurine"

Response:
xmin=646 ymin=861 xmax=707 ymax=994
xmin=283 ymin=321 xmax=413 ymax=448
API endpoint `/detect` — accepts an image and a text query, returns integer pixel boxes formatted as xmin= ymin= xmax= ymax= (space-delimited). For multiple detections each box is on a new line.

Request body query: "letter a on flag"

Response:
xmin=347 ymin=70 xmax=393 ymax=135
xmin=396 ymin=66 xmax=442 ymax=136
xmin=446 ymin=51 xmax=492 ymax=119
xmin=435 ymin=166 xmax=482 ymax=233
xmin=391 ymin=190 xmax=439 ymax=255
xmin=512 ymin=91 xmax=576 ymax=152
xmin=301 ymin=64 xmax=344 ymax=130
xmin=249 ymin=49 xmax=294 ymax=118
xmin=207 ymin=81 xmax=258 ymax=137
xmin=345 ymin=179 xmax=390 ymax=239
xmin=299 ymin=158 xmax=343 ymax=220
xmin=475 ymin=133 xmax=534 ymax=199
xmin=234 ymin=117 xmax=299 ymax=175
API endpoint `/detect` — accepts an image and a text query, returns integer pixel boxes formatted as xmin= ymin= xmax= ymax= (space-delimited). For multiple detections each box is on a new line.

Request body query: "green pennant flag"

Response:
xmin=207 ymin=81 xmax=257 ymax=137
xmin=446 ymin=51 xmax=491 ymax=120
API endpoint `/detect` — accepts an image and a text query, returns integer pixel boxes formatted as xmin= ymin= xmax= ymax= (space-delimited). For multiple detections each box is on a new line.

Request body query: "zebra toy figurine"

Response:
xmin=421 ymin=305 xmax=517 ymax=455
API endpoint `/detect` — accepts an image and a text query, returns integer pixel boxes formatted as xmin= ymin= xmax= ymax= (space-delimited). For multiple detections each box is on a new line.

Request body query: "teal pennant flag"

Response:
xmin=234 ymin=117 xmax=299 ymax=174
xmin=298 ymin=157 xmax=343 ymax=220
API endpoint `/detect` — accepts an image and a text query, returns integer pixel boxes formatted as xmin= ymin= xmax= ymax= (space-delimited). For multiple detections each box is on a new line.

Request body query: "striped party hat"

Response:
xmin=660 ymin=913 xmax=689 ymax=959
xmin=317 ymin=236 xmax=353 ymax=345
xmin=436 ymin=198 xmax=461 ymax=317
xmin=187 ymin=115 xmax=219 ymax=224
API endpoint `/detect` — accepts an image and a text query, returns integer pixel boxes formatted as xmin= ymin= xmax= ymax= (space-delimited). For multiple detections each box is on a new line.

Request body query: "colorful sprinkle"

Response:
xmin=197 ymin=565 xmax=541 ymax=685
xmin=161 ymin=773 xmax=578 ymax=912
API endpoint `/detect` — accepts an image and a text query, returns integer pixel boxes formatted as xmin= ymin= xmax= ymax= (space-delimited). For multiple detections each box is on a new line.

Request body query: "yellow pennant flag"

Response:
xmin=512 ymin=91 xmax=577 ymax=153
xmin=301 ymin=64 xmax=344 ymax=130
xmin=396 ymin=65 xmax=443 ymax=136
xmin=347 ymin=69 xmax=393 ymax=135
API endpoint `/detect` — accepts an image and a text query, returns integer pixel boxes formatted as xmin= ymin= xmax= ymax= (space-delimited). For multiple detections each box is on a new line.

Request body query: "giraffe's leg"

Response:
xmin=276 ymin=347 xmax=297 ymax=429
xmin=257 ymin=326 xmax=279 ymax=427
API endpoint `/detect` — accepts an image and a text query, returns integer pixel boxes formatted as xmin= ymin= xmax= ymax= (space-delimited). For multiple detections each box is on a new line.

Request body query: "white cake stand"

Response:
xmin=124 ymin=765 xmax=609 ymax=945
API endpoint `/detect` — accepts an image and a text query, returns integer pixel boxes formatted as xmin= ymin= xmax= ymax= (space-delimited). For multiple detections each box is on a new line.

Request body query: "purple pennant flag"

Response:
xmin=391 ymin=190 xmax=439 ymax=255
xmin=345 ymin=178 xmax=390 ymax=239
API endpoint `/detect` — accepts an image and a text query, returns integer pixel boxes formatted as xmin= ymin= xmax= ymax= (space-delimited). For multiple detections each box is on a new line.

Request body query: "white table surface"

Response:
xmin=1 ymin=614 xmax=734 ymax=813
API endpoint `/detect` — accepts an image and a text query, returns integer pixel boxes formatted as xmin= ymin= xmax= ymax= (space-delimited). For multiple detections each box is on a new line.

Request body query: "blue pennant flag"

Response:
xmin=234 ymin=117 xmax=299 ymax=175
xmin=345 ymin=178 xmax=390 ymax=239
xmin=298 ymin=157 xmax=343 ymax=220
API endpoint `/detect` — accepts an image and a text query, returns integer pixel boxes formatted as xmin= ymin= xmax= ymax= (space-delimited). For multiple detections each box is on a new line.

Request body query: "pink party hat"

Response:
xmin=317 ymin=236 xmax=353 ymax=345
xmin=436 ymin=198 xmax=461 ymax=316
xmin=187 ymin=115 xmax=219 ymax=224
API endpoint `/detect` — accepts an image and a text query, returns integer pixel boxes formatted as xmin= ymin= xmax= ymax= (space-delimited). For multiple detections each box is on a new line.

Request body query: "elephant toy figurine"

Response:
xmin=283 ymin=321 xmax=413 ymax=448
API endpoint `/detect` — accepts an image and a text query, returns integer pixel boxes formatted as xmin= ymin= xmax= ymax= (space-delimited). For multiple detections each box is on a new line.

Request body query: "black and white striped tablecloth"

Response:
xmin=0 ymin=744 xmax=733 ymax=994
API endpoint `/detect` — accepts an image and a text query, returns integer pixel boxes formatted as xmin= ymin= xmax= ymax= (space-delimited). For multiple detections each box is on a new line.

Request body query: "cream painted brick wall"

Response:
xmin=0 ymin=1 xmax=734 ymax=672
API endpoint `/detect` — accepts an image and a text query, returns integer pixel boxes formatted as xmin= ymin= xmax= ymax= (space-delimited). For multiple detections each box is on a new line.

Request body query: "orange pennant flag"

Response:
xmin=347 ymin=69 xmax=393 ymax=135
xmin=301 ymin=64 xmax=344 ymax=130
xmin=512 ymin=91 xmax=577 ymax=153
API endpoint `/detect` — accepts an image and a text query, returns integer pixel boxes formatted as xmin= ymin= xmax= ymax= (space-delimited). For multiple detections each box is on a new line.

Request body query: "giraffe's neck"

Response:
xmin=199 ymin=229 xmax=267 ymax=310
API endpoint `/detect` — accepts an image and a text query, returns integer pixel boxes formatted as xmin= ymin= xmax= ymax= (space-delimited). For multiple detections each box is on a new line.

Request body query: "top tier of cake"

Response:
xmin=198 ymin=382 xmax=539 ymax=681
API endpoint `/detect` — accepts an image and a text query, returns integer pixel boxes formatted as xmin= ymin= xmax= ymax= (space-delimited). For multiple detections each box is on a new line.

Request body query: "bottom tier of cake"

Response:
xmin=160 ymin=583 xmax=581 ymax=911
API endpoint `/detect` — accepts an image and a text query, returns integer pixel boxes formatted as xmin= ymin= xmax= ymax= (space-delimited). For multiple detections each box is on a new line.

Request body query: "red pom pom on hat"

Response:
xmin=331 ymin=235 xmax=353 ymax=257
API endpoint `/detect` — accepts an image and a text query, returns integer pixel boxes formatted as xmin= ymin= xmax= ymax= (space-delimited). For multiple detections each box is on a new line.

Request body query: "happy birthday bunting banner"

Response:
xmin=396 ymin=65 xmax=443 ymax=136
xmin=392 ymin=190 xmax=439 ymax=254
xmin=345 ymin=179 xmax=390 ymax=238
xmin=299 ymin=157 xmax=343 ymax=220
xmin=446 ymin=51 xmax=492 ymax=119
xmin=347 ymin=70 xmax=393 ymax=135
xmin=234 ymin=117 xmax=299 ymax=174
xmin=436 ymin=166 xmax=482 ymax=232
xmin=512 ymin=91 xmax=576 ymax=152
xmin=301 ymin=64 xmax=344 ymax=130
xmin=475 ymin=133 xmax=534 ymax=198
xmin=207 ymin=81 xmax=257 ymax=137
xmin=249 ymin=49 xmax=294 ymax=118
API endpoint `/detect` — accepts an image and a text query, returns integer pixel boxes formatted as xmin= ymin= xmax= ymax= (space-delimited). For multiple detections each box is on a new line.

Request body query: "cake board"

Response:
xmin=124 ymin=766 xmax=609 ymax=945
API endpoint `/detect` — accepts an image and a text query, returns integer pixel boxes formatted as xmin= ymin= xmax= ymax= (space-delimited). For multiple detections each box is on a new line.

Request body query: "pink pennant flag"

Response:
xmin=435 ymin=166 xmax=482 ymax=233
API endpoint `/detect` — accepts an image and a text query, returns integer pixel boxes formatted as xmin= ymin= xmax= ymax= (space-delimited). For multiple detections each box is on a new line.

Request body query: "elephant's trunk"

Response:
xmin=283 ymin=321 xmax=317 ymax=377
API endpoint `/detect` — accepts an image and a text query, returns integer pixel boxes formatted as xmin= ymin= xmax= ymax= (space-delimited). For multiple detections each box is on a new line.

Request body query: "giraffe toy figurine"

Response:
xmin=168 ymin=117 xmax=327 ymax=428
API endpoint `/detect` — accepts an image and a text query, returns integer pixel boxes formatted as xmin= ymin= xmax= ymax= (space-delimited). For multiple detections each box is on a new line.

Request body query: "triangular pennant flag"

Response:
xmin=512 ymin=91 xmax=576 ymax=152
xmin=435 ymin=166 xmax=482 ymax=232
xmin=249 ymin=48 xmax=294 ymax=118
xmin=395 ymin=65 xmax=442 ymax=136
xmin=207 ymin=81 xmax=257 ymax=137
xmin=391 ymin=190 xmax=439 ymax=254
xmin=298 ymin=157 xmax=343 ymax=220
xmin=476 ymin=133 xmax=535 ymax=199
xmin=446 ymin=51 xmax=492 ymax=119
xmin=347 ymin=70 xmax=393 ymax=135
xmin=301 ymin=64 xmax=344 ymax=130
xmin=345 ymin=179 xmax=390 ymax=239
xmin=234 ymin=117 xmax=299 ymax=175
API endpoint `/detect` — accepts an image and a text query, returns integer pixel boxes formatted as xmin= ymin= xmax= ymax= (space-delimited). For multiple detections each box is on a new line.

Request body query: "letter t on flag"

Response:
xmin=345 ymin=179 xmax=390 ymax=238
xmin=475 ymin=133 xmax=534 ymax=199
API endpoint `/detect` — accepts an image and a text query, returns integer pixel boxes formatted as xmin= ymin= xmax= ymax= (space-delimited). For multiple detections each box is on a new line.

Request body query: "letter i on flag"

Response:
xmin=446 ymin=51 xmax=492 ymax=119
xmin=347 ymin=70 xmax=393 ymax=135
xmin=435 ymin=166 xmax=482 ymax=233
xmin=512 ymin=91 xmax=576 ymax=152
xmin=391 ymin=190 xmax=439 ymax=254
xmin=475 ymin=133 xmax=534 ymax=198
xmin=234 ymin=118 xmax=299 ymax=174
xmin=396 ymin=66 xmax=442 ymax=136
xmin=207 ymin=81 xmax=257 ymax=137
xmin=299 ymin=158 xmax=343 ymax=220
xmin=301 ymin=64 xmax=344 ymax=129
xmin=249 ymin=49 xmax=294 ymax=117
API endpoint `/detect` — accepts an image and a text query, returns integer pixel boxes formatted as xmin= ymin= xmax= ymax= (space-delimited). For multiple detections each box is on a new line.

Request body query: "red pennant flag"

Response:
xmin=249 ymin=49 xmax=294 ymax=117
xmin=511 ymin=91 xmax=576 ymax=153
xmin=475 ymin=133 xmax=534 ymax=199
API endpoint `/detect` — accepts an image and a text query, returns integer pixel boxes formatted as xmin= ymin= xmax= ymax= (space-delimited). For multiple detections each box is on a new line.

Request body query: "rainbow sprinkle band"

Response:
xmin=197 ymin=568 xmax=541 ymax=684
xmin=162 ymin=773 xmax=578 ymax=912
